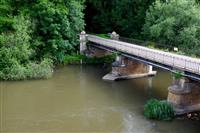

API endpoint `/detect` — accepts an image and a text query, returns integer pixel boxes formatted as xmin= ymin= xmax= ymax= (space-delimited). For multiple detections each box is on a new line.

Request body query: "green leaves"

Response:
xmin=0 ymin=0 xmax=13 ymax=32
xmin=144 ymin=99 xmax=175 ymax=121
xmin=143 ymin=0 xmax=200 ymax=56
xmin=85 ymin=0 xmax=154 ymax=38
xmin=63 ymin=54 xmax=115 ymax=65
xmin=32 ymin=0 xmax=84 ymax=62
xmin=0 ymin=0 xmax=85 ymax=80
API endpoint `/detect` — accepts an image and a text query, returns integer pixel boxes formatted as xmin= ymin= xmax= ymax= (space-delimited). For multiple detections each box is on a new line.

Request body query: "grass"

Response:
xmin=171 ymin=71 xmax=184 ymax=79
xmin=94 ymin=34 xmax=110 ymax=39
xmin=144 ymin=99 xmax=175 ymax=121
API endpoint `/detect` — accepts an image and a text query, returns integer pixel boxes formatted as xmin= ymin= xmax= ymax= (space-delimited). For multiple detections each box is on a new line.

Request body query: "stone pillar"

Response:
xmin=167 ymin=77 xmax=200 ymax=114
xmin=111 ymin=31 xmax=119 ymax=40
xmin=80 ymin=31 xmax=87 ymax=54
xmin=148 ymin=65 xmax=153 ymax=73
xmin=111 ymin=55 xmax=125 ymax=76
xmin=103 ymin=57 xmax=157 ymax=81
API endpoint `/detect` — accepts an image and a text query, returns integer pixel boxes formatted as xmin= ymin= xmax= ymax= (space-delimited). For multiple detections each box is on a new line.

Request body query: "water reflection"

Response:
xmin=1 ymin=65 xmax=200 ymax=133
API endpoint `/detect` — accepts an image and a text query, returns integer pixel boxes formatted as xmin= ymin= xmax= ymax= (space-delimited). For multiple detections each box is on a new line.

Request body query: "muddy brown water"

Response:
xmin=1 ymin=65 xmax=200 ymax=133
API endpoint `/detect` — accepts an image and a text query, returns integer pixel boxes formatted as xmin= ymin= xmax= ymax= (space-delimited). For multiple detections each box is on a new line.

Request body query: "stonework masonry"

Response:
xmin=168 ymin=78 xmax=200 ymax=114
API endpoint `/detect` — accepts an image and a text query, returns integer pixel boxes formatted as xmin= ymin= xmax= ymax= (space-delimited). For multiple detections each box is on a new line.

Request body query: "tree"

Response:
xmin=85 ymin=0 xmax=154 ymax=38
xmin=142 ymin=0 xmax=200 ymax=56
xmin=0 ymin=0 xmax=13 ymax=32
xmin=0 ymin=0 xmax=85 ymax=80
xmin=31 ymin=0 xmax=85 ymax=62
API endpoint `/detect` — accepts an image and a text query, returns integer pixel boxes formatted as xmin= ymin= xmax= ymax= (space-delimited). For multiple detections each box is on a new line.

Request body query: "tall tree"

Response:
xmin=143 ymin=0 xmax=200 ymax=56
xmin=85 ymin=0 xmax=154 ymax=38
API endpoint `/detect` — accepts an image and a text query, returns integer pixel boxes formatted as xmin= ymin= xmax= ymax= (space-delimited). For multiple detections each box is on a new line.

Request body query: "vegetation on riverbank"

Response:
xmin=0 ymin=0 xmax=84 ymax=80
xmin=144 ymin=99 xmax=175 ymax=121
xmin=63 ymin=54 xmax=116 ymax=65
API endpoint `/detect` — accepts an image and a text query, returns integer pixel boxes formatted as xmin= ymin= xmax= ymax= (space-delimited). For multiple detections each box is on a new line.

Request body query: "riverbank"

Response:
xmin=177 ymin=112 xmax=200 ymax=121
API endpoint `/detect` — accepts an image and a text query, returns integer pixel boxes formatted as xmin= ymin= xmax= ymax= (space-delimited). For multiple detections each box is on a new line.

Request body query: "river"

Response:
xmin=1 ymin=65 xmax=200 ymax=133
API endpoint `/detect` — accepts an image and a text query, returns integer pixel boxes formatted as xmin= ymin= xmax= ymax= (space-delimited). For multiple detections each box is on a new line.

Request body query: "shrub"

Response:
xmin=63 ymin=54 xmax=83 ymax=64
xmin=63 ymin=54 xmax=116 ymax=65
xmin=26 ymin=58 xmax=53 ymax=80
xmin=172 ymin=71 xmax=184 ymax=79
xmin=144 ymin=99 xmax=175 ymax=121
xmin=0 ymin=15 xmax=53 ymax=80
xmin=0 ymin=58 xmax=53 ymax=81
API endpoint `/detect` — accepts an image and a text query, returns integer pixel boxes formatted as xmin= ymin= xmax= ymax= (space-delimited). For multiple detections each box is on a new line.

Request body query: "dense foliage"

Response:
xmin=143 ymin=0 xmax=200 ymax=56
xmin=63 ymin=54 xmax=116 ymax=65
xmin=31 ymin=0 xmax=84 ymax=62
xmin=85 ymin=0 xmax=154 ymax=38
xmin=0 ymin=15 xmax=53 ymax=80
xmin=85 ymin=0 xmax=200 ymax=57
xmin=144 ymin=99 xmax=175 ymax=121
xmin=0 ymin=0 xmax=85 ymax=80
xmin=0 ymin=0 xmax=13 ymax=32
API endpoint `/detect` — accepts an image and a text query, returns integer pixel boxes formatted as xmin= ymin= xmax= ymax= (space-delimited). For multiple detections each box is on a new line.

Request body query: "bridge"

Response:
xmin=80 ymin=31 xmax=200 ymax=115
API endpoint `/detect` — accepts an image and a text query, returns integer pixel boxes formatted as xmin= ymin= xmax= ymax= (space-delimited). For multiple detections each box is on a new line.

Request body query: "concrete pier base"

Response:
xmin=103 ymin=57 xmax=156 ymax=81
xmin=167 ymin=78 xmax=200 ymax=115
xmin=103 ymin=71 xmax=156 ymax=81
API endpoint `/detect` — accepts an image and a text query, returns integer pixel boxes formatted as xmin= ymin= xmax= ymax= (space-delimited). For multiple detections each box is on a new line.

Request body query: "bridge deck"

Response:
xmin=87 ymin=34 xmax=200 ymax=80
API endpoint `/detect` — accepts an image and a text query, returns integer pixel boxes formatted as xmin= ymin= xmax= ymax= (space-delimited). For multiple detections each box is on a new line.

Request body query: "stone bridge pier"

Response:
xmin=167 ymin=77 xmax=200 ymax=114
xmin=103 ymin=55 xmax=156 ymax=81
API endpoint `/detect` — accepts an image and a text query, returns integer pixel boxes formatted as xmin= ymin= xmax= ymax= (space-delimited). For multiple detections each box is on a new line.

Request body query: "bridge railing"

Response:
xmin=87 ymin=34 xmax=200 ymax=75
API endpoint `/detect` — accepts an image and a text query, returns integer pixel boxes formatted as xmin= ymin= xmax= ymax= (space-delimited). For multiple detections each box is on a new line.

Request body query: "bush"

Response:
xmin=0 ymin=15 xmax=53 ymax=80
xmin=172 ymin=71 xmax=184 ymax=79
xmin=144 ymin=99 xmax=175 ymax=121
xmin=63 ymin=54 xmax=116 ymax=65
xmin=143 ymin=0 xmax=200 ymax=57
xmin=0 ymin=58 xmax=53 ymax=81
xmin=26 ymin=58 xmax=53 ymax=80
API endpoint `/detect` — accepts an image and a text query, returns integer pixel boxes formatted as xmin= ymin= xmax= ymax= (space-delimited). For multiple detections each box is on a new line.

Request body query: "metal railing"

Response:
xmin=87 ymin=34 xmax=200 ymax=75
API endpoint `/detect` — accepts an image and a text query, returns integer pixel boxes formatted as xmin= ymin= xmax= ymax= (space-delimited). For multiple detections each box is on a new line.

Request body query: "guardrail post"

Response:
xmin=80 ymin=31 xmax=87 ymax=54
